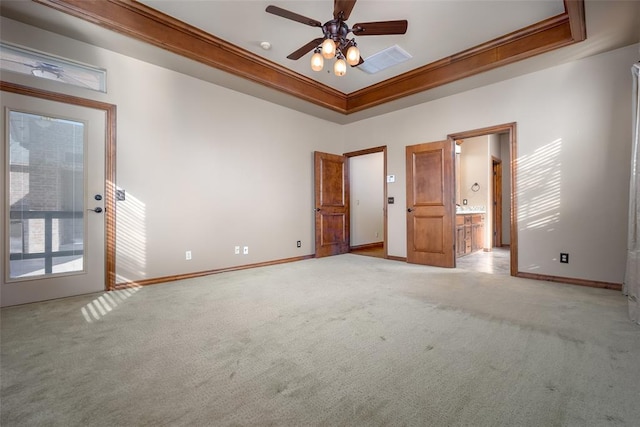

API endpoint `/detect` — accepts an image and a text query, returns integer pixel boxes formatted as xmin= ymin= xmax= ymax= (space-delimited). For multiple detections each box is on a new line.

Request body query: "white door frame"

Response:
xmin=1 ymin=81 xmax=116 ymax=304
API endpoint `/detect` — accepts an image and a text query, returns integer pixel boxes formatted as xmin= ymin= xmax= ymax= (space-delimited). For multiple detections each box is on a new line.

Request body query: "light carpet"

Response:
xmin=1 ymin=254 xmax=639 ymax=426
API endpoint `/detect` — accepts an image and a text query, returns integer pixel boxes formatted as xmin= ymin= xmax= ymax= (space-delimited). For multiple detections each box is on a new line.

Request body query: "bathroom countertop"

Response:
xmin=456 ymin=210 xmax=486 ymax=215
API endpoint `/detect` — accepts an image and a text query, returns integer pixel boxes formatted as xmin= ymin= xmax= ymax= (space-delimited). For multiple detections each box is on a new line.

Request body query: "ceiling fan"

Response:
xmin=266 ymin=0 xmax=408 ymax=76
xmin=1 ymin=57 xmax=94 ymax=89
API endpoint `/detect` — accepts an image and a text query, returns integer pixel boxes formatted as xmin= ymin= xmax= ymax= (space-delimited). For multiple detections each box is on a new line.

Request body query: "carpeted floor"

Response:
xmin=1 ymin=254 xmax=639 ymax=426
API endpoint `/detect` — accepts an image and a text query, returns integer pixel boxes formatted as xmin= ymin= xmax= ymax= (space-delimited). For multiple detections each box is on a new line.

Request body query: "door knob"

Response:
xmin=407 ymin=208 xmax=413 ymax=212
xmin=88 ymin=207 xmax=103 ymax=213
xmin=315 ymin=208 xmax=321 ymax=212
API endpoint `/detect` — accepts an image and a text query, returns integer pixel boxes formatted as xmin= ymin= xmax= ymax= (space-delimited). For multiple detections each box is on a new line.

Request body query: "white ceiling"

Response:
xmin=1 ymin=1 xmax=639 ymax=123
xmin=137 ymin=0 xmax=565 ymax=94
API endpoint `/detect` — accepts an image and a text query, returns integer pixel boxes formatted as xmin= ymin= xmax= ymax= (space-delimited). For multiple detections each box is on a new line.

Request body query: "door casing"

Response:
xmin=1 ymin=81 xmax=117 ymax=291
xmin=492 ymin=157 xmax=503 ymax=248
xmin=344 ymin=146 xmax=387 ymax=258
xmin=449 ymin=123 xmax=517 ymax=276
xmin=314 ymin=147 xmax=388 ymax=259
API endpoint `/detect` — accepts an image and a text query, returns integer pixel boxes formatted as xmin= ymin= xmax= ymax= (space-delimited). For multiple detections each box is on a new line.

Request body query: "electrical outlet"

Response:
xmin=185 ymin=250 xmax=192 ymax=260
xmin=243 ymin=246 xmax=249 ymax=255
xmin=297 ymin=240 xmax=301 ymax=248
xmin=234 ymin=246 xmax=240 ymax=255
xmin=560 ymin=253 xmax=569 ymax=264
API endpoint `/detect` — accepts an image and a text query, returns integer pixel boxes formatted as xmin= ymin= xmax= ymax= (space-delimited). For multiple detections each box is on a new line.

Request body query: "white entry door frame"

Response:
xmin=1 ymin=82 xmax=116 ymax=306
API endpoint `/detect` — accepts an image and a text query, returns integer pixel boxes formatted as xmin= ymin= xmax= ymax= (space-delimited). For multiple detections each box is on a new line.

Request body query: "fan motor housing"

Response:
xmin=323 ymin=19 xmax=350 ymax=40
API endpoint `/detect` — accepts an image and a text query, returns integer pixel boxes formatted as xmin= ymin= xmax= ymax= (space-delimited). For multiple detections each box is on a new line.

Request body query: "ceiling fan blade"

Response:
xmin=334 ymin=0 xmax=357 ymax=20
xmin=287 ymin=38 xmax=324 ymax=60
xmin=352 ymin=20 xmax=408 ymax=36
xmin=266 ymin=5 xmax=322 ymax=27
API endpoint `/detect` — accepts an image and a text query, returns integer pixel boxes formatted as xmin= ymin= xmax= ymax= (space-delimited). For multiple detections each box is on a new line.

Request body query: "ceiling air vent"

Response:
xmin=358 ymin=45 xmax=412 ymax=74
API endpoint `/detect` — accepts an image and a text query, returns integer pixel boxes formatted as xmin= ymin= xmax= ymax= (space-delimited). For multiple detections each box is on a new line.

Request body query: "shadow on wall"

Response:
xmin=517 ymin=138 xmax=562 ymax=270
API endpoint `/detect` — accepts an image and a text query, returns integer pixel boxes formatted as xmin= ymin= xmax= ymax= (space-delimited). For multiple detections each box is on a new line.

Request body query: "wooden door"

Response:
xmin=314 ymin=151 xmax=349 ymax=257
xmin=406 ymin=140 xmax=455 ymax=267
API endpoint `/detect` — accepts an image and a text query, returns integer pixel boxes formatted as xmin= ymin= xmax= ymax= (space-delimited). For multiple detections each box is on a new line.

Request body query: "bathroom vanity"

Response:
xmin=456 ymin=211 xmax=485 ymax=257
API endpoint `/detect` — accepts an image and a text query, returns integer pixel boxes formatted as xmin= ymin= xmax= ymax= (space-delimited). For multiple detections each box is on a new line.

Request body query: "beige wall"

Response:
xmin=2 ymin=16 xmax=638 ymax=286
xmin=343 ymin=43 xmax=638 ymax=284
xmin=459 ymin=135 xmax=489 ymax=210
xmin=0 ymin=17 xmax=342 ymax=284
xmin=110 ymin=59 xmax=342 ymax=282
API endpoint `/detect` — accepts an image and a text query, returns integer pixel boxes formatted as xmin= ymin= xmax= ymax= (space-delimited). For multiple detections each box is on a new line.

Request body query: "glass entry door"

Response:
xmin=1 ymin=91 xmax=106 ymax=306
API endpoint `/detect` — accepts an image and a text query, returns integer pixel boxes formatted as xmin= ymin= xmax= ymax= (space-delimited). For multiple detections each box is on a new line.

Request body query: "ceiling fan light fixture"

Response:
xmin=334 ymin=57 xmax=347 ymax=76
xmin=346 ymin=44 xmax=360 ymax=66
xmin=265 ymin=3 xmax=409 ymax=79
xmin=321 ymin=38 xmax=336 ymax=59
xmin=311 ymin=50 xmax=324 ymax=71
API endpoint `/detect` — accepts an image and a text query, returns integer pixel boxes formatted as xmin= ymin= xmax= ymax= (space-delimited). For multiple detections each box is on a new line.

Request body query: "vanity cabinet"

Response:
xmin=456 ymin=213 xmax=484 ymax=257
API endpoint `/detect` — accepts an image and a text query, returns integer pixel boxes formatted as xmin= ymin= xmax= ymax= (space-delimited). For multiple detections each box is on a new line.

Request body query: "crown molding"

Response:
xmin=33 ymin=0 xmax=586 ymax=115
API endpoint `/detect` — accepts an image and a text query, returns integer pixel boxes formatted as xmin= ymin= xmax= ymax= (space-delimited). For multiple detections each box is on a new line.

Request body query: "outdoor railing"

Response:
xmin=9 ymin=210 xmax=84 ymax=274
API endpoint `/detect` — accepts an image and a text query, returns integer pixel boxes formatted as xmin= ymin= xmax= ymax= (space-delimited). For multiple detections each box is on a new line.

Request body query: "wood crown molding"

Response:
xmin=33 ymin=0 xmax=586 ymax=115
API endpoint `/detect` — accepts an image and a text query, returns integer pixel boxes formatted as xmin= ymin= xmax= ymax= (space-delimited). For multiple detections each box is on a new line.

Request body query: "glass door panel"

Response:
xmin=8 ymin=111 xmax=85 ymax=279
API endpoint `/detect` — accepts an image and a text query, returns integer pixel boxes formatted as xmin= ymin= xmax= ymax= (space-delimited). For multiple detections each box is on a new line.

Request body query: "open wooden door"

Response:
xmin=406 ymin=140 xmax=455 ymax=267
xmin=314 ymin=151 xmax=349 ymax=257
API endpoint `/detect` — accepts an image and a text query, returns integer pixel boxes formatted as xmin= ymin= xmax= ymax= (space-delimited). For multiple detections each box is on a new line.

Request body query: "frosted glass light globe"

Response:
xmin=321 ymin=38 xmax=336 ymax=59
xmin=334 ymin=58 xmax=347 ymax=76
xmin=311 ymin=52 xmax=324 ymax=71
xmin=346 ymin=45 xmax=360 ymax=66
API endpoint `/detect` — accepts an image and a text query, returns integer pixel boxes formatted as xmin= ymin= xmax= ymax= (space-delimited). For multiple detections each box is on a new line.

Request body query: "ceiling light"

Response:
xmin=311 ymin=50 xmax=324 ymax=72
xmin=260 ymin=41 xmax=271 ymax=50
xmin=346 ymin=45 xmax=360 ymax=66
xmin=334 ymin=57 xmax=346 ymax=76
xmin=314 ymin=37 xmax=356 ymax=76
xmin=266 ymin=4 xmax=408 ymax=79
xmin=321 ymin=38 xmax=336 ymax=59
